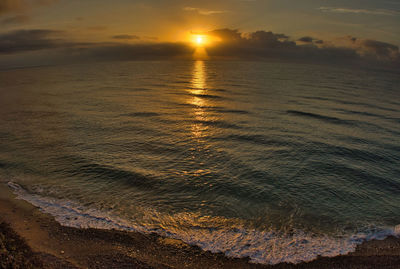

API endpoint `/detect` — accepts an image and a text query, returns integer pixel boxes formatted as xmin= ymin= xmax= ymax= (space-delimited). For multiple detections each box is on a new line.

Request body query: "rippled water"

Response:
xmin=1 ymin=61 xmax=400 ymax=264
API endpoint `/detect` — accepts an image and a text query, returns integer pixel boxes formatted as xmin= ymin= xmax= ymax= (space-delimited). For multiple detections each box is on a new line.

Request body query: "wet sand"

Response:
xmin=1 ymin=183 xmax=399 ymax=269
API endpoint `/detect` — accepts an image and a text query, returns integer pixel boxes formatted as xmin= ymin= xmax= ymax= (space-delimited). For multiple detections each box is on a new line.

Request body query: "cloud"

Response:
xmin=80 ymin=43 xmax=193 ymax=61
xmin=112 ymin=34 xmax=140 ymax=40
xmin=298 ymin=36 xmax=314 ymax=43
xmin=0 ymin=28 xmax=192 ymax=62
xmin=318 ymin=7 xmax=400 ymax=16
xmin=0 ymin=0 xmax=56 ymax=15
xmin=247 ymin=31 xmax=292 ymax=47
xmin=0 ymin=14 xmax=29 ymax=24
xmin=0 ymin=29 xmax=74 ymax=54
xmin=326 ymin=36 xmax=400 ymax=61
xmin=207 ymin=28 xmax=243 ymax=41
xmin=183 ymin=7 xmax=228 ymax=16
xmin=206 ymin=28 xmax=291 ymax=45
xmin=207 ymin=29 xmax=294 ymax=47
xmin=204 ymin=29 xmax=399 ymax=64
xmin=0 ymin=28 xmax=398 ymax=67
xmin=361 ymin=39 xmax=399 ymax=58
xmin=202 ymin=29 xmax=355 ymax=63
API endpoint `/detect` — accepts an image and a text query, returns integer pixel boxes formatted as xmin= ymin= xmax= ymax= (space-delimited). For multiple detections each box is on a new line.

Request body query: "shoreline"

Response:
xmin=1 ymin=183 xmax=400 ymax=269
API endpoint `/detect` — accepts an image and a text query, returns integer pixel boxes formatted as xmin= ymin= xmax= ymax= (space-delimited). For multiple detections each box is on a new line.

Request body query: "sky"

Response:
xmin=0 ymin=0 xmax=399 ymax=66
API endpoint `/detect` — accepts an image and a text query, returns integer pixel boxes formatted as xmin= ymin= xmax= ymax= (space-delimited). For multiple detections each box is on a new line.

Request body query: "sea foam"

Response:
xmin=8 ymin=181 xmax=399 ymax=265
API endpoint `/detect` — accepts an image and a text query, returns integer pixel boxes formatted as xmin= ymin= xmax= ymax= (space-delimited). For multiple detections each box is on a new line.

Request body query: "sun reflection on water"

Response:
xmin=190 ymin=61 xmax=207 ymax=138
xmin=191 ymin=60 xmax=206 ymax=90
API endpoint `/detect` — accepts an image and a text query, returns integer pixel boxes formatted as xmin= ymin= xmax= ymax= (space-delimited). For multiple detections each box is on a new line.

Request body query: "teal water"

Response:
xmin=1 ymin=61 xmax=400 ymax=264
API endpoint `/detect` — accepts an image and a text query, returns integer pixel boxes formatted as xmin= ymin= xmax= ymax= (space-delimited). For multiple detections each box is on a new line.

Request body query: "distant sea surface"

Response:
xmin=1 ymin=61 xmax=400 ymax=264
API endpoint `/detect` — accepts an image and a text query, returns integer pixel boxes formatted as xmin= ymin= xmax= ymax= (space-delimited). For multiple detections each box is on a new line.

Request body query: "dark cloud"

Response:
xmin=206 ymin=29 xmax=291 ymax=45
xmin=324 ymin=36 xmax=399 ymax=61
xmin=207 ymin=29 xmax=242 ymax=42
xmin=0 ymin=28 xmax=192 ymax=62
xmin=205 ymin=29 xmax=295 ymax=54
xmin=204 ymin=29 xmax=301 ymax=58
xmin=0 ymin=29 xmax=69 ymax=54
xmin=0 ymin=14 xmax=29 ymax=24
xmin=248 ymin=31 xmax=289 ymax=42
xmin=204 ymin=29 xmax=399 ymax=63
xmin=0 ymin=28 xmax=398 ymax=67
xmin=112 ymin=34 xmax=140 ymax=40
xmin=357 ymin=39 xmax=399 ymax=60
xmin=80 ymin=43 xmax=193 ymax=61
xmin=247 ymin=31 xmax=295 ymax=48
xmin=298 ymin=36 xmax=314 ymax=43
xmin=200 ymin=29 xmax=400 ymax=67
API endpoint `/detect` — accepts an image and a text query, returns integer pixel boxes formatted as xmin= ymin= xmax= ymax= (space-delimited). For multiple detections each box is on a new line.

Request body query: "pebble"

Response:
xmin=60 ymin=250 xmax=65 ymax=254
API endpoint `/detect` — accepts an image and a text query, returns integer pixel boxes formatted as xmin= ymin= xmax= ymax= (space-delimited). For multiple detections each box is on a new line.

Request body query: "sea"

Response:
xmin=0 ymin=60 xmax=399 ymax=264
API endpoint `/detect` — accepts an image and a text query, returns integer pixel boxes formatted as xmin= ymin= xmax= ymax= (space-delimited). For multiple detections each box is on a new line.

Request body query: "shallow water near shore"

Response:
xmin=1 ymin=61 xmax=400 ymax=264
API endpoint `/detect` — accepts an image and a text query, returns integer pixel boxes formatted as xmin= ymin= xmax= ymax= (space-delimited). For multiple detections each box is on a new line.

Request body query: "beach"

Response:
xmin=1 ymin=183 xmax=400 ymax=269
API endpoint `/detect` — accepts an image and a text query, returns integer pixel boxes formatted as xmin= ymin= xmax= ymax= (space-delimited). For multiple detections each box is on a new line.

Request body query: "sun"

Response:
xmin=192 ymin=35 xmax=207 ymax=47
xmin=189 ymin=33 xmax=220 ymax=47
xmin=196 ymin=36 xmax=204 ymax=45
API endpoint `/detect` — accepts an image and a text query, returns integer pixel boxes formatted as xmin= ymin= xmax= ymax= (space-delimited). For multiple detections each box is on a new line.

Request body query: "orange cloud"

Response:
xmin=183 ymin=7 xmax=228 ymax=16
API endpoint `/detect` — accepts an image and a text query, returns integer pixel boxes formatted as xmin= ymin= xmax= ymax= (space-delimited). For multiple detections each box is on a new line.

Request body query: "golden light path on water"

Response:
xmin=189 ymin=61 xmax=208 ymax=139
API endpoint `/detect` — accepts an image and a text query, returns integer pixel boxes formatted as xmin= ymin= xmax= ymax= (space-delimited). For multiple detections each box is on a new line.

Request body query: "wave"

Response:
xmin=60 ymin=162 xmax=161 ymax=191
xmin=173 ymin=80 xmax=190 ymax=84
xmin=213 ymin=134 xmax=300 ymax=148
xmin=188 ymin=120 xmax=242 ymax=129
xmin=307 ymin=140 xmax=398 ymax=165
xmin=333 ymin=108 xmax=400 ymax=124
xmin=187 ymin=87 xmax=228 ymax=92
xmin=298 ymin=96 xmax=399 ymax=113
xmin=175 ymin=103 xmax=222 ymax=109
xmin=7 ymin=181 xmax=400 ymax=265
xmin=187 ymin=93 xmax=224 ymax=99
xmin=287 ymin=110 xmax=353 ymax=125
xmin=210 ymin=109 xmax=250 ymax=115
xmin=174 ymin=102 xmax=249 ymax=114
xmin=122 ymin=112 xmax=160 ymax=117
xmin=287 ymin=109 xmax=400 ymax=136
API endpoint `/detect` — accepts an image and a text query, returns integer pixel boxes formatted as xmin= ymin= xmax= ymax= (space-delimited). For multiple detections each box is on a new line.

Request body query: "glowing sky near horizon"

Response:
xmin=0 ymin=0 xmax=399 ymax=45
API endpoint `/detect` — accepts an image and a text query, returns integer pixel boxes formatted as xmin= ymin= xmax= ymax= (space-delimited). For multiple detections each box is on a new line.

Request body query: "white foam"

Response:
xmin=7 ymin=181 xmax=399 ymax=265
xmin=394 ymin=224 xmax=400 ymax=236
xmin=8 ymin=181 xmax=144 ymax=232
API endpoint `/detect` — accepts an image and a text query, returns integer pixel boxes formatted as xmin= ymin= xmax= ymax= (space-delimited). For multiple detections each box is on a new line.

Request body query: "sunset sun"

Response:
xmin=196 ymin=36 xmax=203 ymax=45
xmin=192 ymin=34 xmax=207 ymax=46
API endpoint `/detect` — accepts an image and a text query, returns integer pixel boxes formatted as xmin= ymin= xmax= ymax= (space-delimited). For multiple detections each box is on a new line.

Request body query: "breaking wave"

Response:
xmin=8 ymin=181 xmax=400 ymax=265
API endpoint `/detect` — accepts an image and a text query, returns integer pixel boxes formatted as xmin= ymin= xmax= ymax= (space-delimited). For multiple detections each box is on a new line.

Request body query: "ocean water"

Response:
xmin=1 ymin=61 xmax=400 ymax=264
